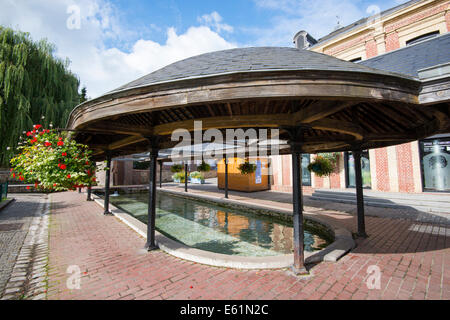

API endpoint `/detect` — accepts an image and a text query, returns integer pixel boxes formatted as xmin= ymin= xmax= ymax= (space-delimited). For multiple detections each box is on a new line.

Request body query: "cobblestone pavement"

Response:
xmin=0 ymin=194 xmax=47 ymax=299
xmin=47 ymin=191 xmax=449 ymax=300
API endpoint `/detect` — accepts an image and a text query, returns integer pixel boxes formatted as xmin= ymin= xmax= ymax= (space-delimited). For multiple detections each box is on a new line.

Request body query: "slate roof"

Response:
xmin=109 ymin=46 xmax=415 ymax=94
xmin=359 ymin=33 xmax=450 ymax=77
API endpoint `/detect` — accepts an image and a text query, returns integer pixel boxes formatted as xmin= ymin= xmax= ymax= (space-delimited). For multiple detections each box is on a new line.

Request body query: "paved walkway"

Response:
xmin=0 ymin=194 xmax=47 ymax=299
xmin=46 ymin=191 xmax=449 ymax=300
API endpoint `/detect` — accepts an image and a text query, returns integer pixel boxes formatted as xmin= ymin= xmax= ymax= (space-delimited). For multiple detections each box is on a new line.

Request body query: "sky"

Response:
xmin=0 ymin=0 xmax=408 ymax=98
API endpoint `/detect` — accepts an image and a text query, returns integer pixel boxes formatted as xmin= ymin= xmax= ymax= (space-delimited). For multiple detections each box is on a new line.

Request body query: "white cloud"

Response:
xmin=198 ymin=11 xmax=234 ymax=33
xmin=250 ymin=0 xmax=400 ymax=46
xmin=0 ymin=0 xmax=236 ymax=98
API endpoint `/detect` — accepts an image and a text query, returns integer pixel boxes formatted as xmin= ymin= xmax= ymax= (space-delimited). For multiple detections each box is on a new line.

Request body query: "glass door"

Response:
xmin=301 ymin=154 xmax=311 ymax=186
xmin=420 ymin=139 xmax=450 ymax=192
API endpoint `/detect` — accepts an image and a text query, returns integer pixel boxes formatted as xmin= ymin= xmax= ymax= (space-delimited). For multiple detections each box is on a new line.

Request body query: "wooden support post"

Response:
xmin=224 ymin=156 xmax=229 ymax=199
xmin=353 ymin=149 xmax=368 ymax=238
xmin=145 ymin=139 xmax=159 ymax=251
xmin=158 ymin=160 xmax=163 ymax=188
xmin=291 ymin=144 xmax=308 ymax=275
xmin=103 ymin=152 xmax=112 ymax=215
xmin=285 ymin=125 xmax=308 ymax=276
xmin=184 ymin=163 xmax=188 ymax=192
xmin=87 ymin=185 xmax=93 ymax=201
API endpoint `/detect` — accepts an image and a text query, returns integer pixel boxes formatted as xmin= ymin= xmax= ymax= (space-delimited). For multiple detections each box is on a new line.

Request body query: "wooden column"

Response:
xmin=86 ymin=185 xmax=93 ymax=201
xmin=184 ymin=163 xmax=188 ymax=192
xmin=145 ymin=142 xmax=159 ymax=251
xmin=224 ymin=156 xmax=229 ymax=199
xmin=353 ymin=150 xmax=368 ymax=238
xmin=285 ymin=125 xmax=308 ymax=276
xmin=103 ymin=152 xmax=112 ymax=215
xmin=290 ymin=143 xmax=308 ymax=275
xmin=158 ymin=160 xmax=163 ymax=188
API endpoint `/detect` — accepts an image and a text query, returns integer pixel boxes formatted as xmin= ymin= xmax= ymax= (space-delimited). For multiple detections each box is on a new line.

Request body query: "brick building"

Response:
xmin=270 ymin=0 xmax=450 ymax=193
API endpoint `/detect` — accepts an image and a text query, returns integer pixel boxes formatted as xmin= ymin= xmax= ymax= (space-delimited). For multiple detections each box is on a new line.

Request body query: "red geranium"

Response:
xmin=11 ymin=125 xmax=97 ymax=191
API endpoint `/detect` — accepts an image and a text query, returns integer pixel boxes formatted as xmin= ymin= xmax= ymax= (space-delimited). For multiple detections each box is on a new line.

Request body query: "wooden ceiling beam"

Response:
xmin=308 ymin=119 xmax=364 ymax=140
xmin=294 ymin=100 xmax=357 ymax=124
xmin=81 ymin=122 xmax=153 ymax=136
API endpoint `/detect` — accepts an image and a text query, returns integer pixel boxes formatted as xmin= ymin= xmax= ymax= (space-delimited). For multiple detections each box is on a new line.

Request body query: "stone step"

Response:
xmin=312 ymin=190 xmax=450 ymax=209
xmin=310 ymin=194 xmax=450 ymax=214
xmin=313 ymin=189 xmax=450 ymax=202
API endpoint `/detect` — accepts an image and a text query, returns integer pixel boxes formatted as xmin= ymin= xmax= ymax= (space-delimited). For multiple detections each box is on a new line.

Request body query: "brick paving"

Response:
xmin=0 ymin=194 xmax=45 ymax=298
xmin=46 ymin=191 xmax=449 ymax=300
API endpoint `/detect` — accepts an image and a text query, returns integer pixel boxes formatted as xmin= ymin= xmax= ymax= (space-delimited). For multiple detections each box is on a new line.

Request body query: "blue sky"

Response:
xmin=106 ymin=0 xmax=407 ymax=49
xmin=0 ymin=0 xmax=407 ymax=97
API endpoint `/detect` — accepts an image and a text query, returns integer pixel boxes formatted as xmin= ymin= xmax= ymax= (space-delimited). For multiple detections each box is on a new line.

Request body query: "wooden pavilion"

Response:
xmin=67 ymin=47 xmax=449 ymax=274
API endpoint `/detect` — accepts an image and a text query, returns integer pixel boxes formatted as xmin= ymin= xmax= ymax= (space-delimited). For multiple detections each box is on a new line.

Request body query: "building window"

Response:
xmin=419 ymin=138 xmax=450 ymax=192
xmin=345 ymin=151 xmax=371 ymax=188
xmin=406 ymin=31 xmax=440 ymax=46
xmin=349 ymin=57 xmax=362 ymax=63
xmin=302 ymin=154 xmax=311 ymax=186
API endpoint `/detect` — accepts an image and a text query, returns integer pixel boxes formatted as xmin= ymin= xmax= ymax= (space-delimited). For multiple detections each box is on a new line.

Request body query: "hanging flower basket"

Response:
xmin=197 ymin=161 xmax=211 ymax=172
xmin=170 ymin=164 xmax=183 ymax=173
xmin=238 ymin=161 xmax=256 ymax=175
xmin=307 ymin=153 xmax=339 ymax=177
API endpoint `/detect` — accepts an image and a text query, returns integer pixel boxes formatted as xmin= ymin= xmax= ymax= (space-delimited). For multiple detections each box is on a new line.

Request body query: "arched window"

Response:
xmin=406 ymin=31 xmax=440 ymax=46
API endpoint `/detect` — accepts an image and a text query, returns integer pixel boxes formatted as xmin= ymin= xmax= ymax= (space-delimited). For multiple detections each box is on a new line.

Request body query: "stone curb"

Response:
xmin=91 ymin=189 xmax=355 ymax=269
xmin=0 ymin=198 xmax=15 ymax=212
xmin=0 ymin=195 xmax=50 ymax=300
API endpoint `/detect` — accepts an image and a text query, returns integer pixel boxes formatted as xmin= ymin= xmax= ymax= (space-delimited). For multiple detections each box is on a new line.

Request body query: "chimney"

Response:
xmin=293 ymin=30 xmax=317 ymax=49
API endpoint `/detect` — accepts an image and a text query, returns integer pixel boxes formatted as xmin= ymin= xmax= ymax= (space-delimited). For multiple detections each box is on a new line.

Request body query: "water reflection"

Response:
xmin=107 ymin=192 xmax=329 ymax=256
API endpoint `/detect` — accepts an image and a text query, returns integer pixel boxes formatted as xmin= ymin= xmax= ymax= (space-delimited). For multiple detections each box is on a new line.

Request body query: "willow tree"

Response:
xmin=0 ymin=26 xmax=81 ymax=167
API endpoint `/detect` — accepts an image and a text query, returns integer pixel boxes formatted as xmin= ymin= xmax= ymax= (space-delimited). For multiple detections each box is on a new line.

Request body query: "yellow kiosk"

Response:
xmin=217 ymin=157 xmax=270 ymax=192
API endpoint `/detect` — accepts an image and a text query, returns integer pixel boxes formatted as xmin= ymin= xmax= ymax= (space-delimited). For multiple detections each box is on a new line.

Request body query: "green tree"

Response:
xmin=0 ymin=26 xmax=81 ymax=167
xmin=79 ymin=86 xmax=88 ymax=103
